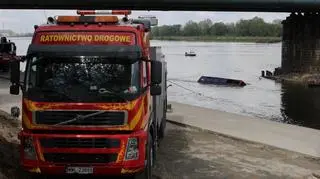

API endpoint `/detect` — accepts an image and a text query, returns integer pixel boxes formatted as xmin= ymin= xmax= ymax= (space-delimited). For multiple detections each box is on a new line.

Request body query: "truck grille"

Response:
xmin=40 ymin=138 xmax=120 ymax=148
xmin=43 ymin=153 xmax=118 ymax=163
xmin=34 ymin=110 xmax=126 ymax=126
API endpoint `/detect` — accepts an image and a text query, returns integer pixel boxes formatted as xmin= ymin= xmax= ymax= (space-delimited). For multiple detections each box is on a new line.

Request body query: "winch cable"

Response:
xmin=167 ymin=78 xmax=196 ymax=83
xmin=167 ymin=79 xmax=217 ymax=101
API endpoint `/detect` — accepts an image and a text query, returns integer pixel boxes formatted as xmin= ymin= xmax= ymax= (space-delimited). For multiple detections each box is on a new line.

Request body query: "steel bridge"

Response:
xmin=1 ymin=0 xmax=320 ymax=12
xmin=0 ymin=0 xmax=319 ymax=74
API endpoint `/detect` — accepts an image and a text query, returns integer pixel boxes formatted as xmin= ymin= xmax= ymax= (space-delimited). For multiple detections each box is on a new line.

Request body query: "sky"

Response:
xmin=0 ymin=10 xmax=289 ymax=33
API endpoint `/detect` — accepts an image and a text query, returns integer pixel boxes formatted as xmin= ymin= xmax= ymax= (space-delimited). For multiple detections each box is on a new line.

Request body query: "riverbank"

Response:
xmin=9 ymin=35 xmax=282 ymax=43
xmin=262 ymin=72 xmax=320 ymax=86
xmin=8 ymin=35 xmax=32 ymax=38
xmin=280 ymin=73 xmax=320 ymax=84
xmin=151 ymin=36 xmax=281 ymax=43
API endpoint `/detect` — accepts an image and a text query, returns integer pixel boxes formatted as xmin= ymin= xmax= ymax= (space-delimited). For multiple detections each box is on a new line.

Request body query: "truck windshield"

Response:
xmin=25 ymin=56 xmax=140 ymax=102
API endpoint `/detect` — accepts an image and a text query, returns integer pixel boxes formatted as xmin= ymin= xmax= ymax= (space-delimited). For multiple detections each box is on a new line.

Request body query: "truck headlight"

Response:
xmin=23 ymin=137 xmax=37 ymax=160
xmin=124 ymin=138 xmax=139 ymax=161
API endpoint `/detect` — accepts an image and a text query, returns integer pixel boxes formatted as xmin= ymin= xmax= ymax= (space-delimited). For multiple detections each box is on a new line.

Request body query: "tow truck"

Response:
xmin=9 ymin=10 xmax=167 ymax=178
xmin=0 ymin=36 xmax=17 ymax=72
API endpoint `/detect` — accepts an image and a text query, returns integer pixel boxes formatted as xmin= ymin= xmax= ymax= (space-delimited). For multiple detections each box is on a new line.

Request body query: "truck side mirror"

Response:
xmin=10 ymin=60 xmax=20 ymax=84
xmin=10 ymin=61 xmax=20 ymax=95
xmin=150 ymin=85 xmax=161 ymax=96
xmin=151 ymin=61 xmax=162 ymax=85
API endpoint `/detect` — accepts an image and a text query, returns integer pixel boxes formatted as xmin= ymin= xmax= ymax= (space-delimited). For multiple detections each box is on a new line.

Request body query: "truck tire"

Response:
xmin=134 ymin=132 xmax=153 ymax=179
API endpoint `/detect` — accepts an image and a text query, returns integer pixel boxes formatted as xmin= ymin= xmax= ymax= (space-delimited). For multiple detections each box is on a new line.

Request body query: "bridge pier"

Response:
xmin=281 ymin=12 xmax=320 ymax=74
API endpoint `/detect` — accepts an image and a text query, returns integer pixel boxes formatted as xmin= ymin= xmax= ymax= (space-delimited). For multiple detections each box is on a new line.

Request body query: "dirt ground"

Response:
xmin=0 ymin=111 xmax=319 ymax=179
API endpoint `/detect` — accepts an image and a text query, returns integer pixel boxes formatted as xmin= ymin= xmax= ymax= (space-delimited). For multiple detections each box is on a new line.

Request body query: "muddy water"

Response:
xmin=7 ymin=37 xmax=320 ymax=130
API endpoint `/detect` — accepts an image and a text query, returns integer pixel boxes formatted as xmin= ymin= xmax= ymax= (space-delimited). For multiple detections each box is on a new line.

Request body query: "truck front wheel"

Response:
xmin=134 ymin=132 xmax=153 ymax=179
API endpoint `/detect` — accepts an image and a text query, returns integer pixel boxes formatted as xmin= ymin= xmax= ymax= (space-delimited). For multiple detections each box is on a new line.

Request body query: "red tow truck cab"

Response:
xmin=9 ymin=10 xmax=167 ymax=178
xmin=0 ymin=36 xmax=17 ymax=72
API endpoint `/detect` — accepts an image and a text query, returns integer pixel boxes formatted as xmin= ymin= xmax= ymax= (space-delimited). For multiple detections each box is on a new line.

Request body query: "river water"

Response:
xmin=8 ymin=37 xmax=320 ymax=130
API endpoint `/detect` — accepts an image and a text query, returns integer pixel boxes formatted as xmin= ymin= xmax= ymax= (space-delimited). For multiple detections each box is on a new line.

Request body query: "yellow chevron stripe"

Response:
xmin=129 ymin=104 xmax=144 ymax=130
xmin=35 ymin=141 xmax=45 ymax=161
xmin=116 ymin=140 xmax=126 ymax=163
xmin=141 ymin=110 xmax=150 ymax=131
xmin=22 ymin=112 xmax=33 ymax=129
xmin=25 ymin=99 xmax=37 ymax=111
xmin=121 ymin=168 xmax=144 ymax=174
xmin=142 ymin=92 xmax=151 ymax=130
xmin=29 ymin=168 xmax=41 ymax=173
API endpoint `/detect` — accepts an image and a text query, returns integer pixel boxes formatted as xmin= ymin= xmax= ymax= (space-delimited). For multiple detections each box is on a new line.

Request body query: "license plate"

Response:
xmin=65 ymin=167 xmax=93 ymax=174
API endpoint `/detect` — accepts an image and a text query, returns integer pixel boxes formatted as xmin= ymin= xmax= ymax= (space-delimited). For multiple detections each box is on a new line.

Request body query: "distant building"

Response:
xmin=0 ymin=30 xmax=16 ymax=37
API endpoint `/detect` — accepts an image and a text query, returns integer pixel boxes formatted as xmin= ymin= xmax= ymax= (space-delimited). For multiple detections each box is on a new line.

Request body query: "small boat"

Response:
xmin=197 ymin=76 xmax=246 ymax=87
xmin=185 ymin=51 xmax=196 ymax=57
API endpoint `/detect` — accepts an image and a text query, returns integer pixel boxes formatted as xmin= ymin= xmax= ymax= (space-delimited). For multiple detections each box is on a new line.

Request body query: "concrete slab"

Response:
xmin=167 ymin=101 xmax=320 ymax=158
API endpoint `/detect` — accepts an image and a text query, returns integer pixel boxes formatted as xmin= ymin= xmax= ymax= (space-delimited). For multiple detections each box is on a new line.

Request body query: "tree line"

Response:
xmin=151 ymin=17 xmax=283 ymax=37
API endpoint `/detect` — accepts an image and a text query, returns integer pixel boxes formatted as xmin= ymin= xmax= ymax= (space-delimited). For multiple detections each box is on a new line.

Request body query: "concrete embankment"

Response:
xmin=167 ymin=101 xmax=320 ymax=158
